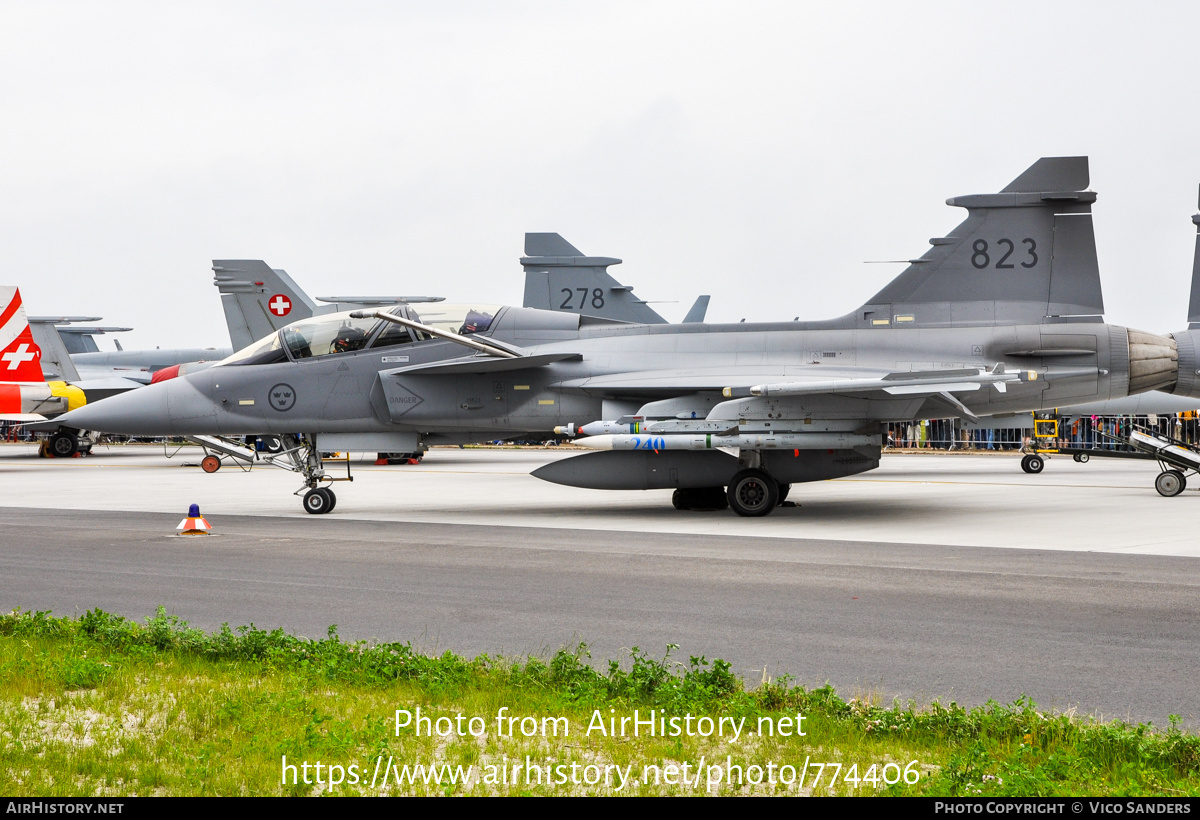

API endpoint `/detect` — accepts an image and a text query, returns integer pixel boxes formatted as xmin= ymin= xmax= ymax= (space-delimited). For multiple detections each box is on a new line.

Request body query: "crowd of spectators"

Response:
xmin=885 ymin=411 xmax=1200 ymax=451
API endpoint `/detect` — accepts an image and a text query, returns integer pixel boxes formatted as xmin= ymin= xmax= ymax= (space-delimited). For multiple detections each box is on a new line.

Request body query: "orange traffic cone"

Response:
xmin=177 ymin=503 xmax=213 ymax=536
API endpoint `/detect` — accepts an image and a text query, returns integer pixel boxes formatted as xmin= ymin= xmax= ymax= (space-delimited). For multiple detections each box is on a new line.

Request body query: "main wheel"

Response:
xmin=48 ymin=432 xmax=78 ymax=458
xmin=1020 ymin=454 xmax=1044 ymax=474
xmin=324 ymin=488 xmax=337 ymax=511
xmin=726 ymin=469 xmax=780 ymax=517
xmin=303 ymin=488 xmax=333 ymax=514
xmin=699 ymin=486 xmax=729 ymax=511
xmin=1155 ymin=470 xmax=1186 ymax=497
xmin=200 ymin=455 xmax=221 ymax=473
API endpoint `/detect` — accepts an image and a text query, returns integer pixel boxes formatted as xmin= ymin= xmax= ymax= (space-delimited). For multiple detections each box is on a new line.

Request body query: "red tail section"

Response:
xmin=0 ymin=287 xmax=46 ymax=384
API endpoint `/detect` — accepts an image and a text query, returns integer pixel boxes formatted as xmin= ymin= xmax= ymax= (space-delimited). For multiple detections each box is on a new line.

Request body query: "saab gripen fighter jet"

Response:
xmin=55 ymin=158 xmax=1197 ymax=516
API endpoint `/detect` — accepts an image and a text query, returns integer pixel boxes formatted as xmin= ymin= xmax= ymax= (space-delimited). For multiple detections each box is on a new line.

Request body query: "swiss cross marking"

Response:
xmin=269 ymin=295 xmax=292 ymax=316
xmin=2 ymin=344 xmax=36 ymax=371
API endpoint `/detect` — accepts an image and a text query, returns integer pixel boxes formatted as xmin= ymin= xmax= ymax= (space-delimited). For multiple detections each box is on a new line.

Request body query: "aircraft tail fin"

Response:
xmin=26 ymin=321 xmax=81 ymax=382
xmin=521 ymin=233 xmax=669 ymax=324
xmin=855 ymin=157 xmax=1104 ymax=328
xmin=1188 ymin=186 xmax=1200 ymax=330
xmin=0 ymin=287 xmax=48 ymax=384
xmin=213 ymin=261 xmax=318 ymax=351
xmin=682 ymin=295 xmax=710 ymax=323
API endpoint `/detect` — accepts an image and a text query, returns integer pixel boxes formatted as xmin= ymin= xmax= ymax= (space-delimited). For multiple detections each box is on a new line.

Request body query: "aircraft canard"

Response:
xmin=57 ymin=157 xmax=1198 ymax=516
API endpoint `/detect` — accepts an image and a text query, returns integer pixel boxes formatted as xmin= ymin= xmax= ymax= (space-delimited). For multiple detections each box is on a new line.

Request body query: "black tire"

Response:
xmin=1155 ymin=470 xmax=1186 ymax=498
xmin=303 ymin=488 xmax=332 ymax=514
xmin=1072 ymin=453 xmax=1082 ymax=463
xmin=49 ymin=432 xmax=78 ymax=458
xmin=701 ymin=487 xmax=729 ymax=511
xmin=1020 ymin=454 xmax=1044 ymax=474
xmin=201 ymin=455 xmax=221 ymax=473
xmin=726 ymin=469 xmax=779 ymax=517
xmin=678 ymin=487 xmax=728 ymax=511
xmin=777 ymin=483 xmax=791 ymax=503
xmin=324 ymin=488 xmax=337 ymax=511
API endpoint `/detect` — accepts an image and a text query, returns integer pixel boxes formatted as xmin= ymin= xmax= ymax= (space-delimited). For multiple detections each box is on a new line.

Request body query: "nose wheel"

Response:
xmin=303 ymin=487 xmax=337 ymax=514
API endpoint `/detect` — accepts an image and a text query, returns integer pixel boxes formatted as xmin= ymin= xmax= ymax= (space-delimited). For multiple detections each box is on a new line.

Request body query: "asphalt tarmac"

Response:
xmin=2 ymin=443 xmax=1198 ymax=726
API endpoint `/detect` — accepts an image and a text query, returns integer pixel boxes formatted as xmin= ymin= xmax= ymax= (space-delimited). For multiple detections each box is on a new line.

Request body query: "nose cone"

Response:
xmin=55 ymin=382 xmax=173 ymax=435
xmin=55 ymin=375 xmax=218 ymax=436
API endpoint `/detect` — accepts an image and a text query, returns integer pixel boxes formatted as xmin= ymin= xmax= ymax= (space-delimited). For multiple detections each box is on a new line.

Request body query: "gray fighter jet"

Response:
xmin=55 ymin=157 xmax=1198 ymax=516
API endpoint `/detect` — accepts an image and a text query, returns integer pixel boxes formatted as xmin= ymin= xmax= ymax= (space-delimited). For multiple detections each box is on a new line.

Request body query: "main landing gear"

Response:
xmin=726 ymin=469 xmax=779 ymax=517
xmin=48 ymin=431 xmax=79 ymax=458
xmin=670 ymin=450 xmax=798 ymax=517
xmin=672 ymin=487 xmax=728 ymax=511
xmin=673 ymin=475 xmax=791 ymax=516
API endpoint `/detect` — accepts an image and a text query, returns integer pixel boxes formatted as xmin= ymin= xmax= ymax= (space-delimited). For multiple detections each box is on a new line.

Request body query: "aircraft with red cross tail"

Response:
xmin=0 ymin=287 xmax=85 ymax=423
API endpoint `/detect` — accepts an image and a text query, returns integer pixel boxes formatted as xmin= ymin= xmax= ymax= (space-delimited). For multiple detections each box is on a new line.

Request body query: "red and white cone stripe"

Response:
xmin=176 ymin=516 xmax=212 ymax=532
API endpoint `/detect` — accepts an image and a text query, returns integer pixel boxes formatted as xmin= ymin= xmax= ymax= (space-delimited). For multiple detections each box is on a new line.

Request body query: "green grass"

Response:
xmin=1 ymin=608 xmax=1197 ymax=796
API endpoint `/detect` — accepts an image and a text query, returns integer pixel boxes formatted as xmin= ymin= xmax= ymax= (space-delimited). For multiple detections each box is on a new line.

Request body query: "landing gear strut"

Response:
xmin=282 ymin=434 xmax=344 ymax=514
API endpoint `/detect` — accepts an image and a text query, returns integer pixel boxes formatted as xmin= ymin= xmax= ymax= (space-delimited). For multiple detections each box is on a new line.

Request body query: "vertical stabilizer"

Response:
xmin=1189 ymin=185 xmax=1200 ymax=330
xmin=521 ymin=233 xmax=669 ymax=324
xmin=0 ymin=288 xmax=45 ymax=384
xmin=213 ymin=261 xmax=319 ymax=350
xmin=856 ymin=157 xmax=1104 ymax=328
xmin=682 ymin=295 xmax=710 ymax=323
xmin=27 ymin=322 xmax=81 ymax=382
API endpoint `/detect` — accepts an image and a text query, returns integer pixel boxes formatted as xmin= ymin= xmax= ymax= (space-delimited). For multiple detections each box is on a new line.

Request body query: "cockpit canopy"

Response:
xmin=218 ymin=303 xmax=503 ymax=366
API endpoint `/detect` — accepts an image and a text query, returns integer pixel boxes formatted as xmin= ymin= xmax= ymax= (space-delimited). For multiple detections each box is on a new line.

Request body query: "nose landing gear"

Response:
xmin=303 ymin=487 xmax=337 ymax=514
xmin=282 ymin=434 xmax=349 ymax=514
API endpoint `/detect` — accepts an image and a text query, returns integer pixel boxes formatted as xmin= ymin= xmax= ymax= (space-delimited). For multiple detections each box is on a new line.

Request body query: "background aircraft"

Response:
xmin=55 ymin=157 xmax=1199 ymax=517
xmin=214 ymin=234 xmax=709 ymax=354
xmin=28 ymin=317 xmax=229 ymax=388
xmin=0 ymin=288 xmax=88 ymax=456
xmin=214 ymin=260 xmax=444 ymax=352
xmin=520 ymin=232 xmax=708 ymax=324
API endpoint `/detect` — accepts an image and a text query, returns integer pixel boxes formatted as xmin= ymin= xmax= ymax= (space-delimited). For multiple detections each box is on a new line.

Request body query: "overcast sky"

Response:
xmin=3 ymin=1 xmax=1199 ymax=349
